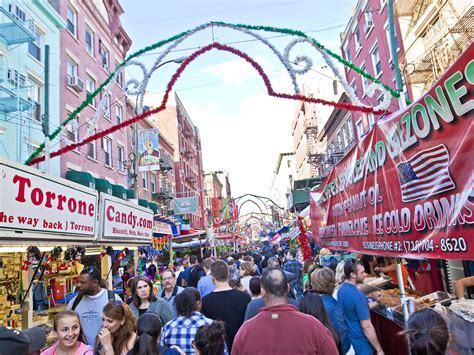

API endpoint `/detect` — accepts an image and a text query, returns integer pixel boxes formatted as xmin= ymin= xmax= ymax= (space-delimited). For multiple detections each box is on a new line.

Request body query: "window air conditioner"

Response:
xmin=67 ymin=76 xmax=85 ymax=92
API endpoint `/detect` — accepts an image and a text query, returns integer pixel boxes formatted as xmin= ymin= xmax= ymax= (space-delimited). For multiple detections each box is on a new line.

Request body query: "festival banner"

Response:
xmin=211 ymin=197 xmax=222 ymax=227
xmin=174 ymin=196 xmax=199 ymax=215
xmin=310 ymin=44 xmax=473 ymax=260
xmin=138 ymin=128 xmax=160 ymax=171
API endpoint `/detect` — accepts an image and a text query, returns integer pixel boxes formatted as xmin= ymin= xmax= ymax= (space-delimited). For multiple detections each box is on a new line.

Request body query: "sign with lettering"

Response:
xmin=153 ymin=220 xmax=173 ymax=235
xmin=310 ymin=44 xmax=473 ymax=260
xmin=0 ymin=159 xmax=97 ymax=238
xmin=100 ymin=194 xmax=153 ymax=241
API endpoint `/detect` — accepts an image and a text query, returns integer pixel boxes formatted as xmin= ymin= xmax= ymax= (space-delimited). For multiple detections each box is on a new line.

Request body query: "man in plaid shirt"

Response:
xmin=283 ymin=249 xmax=303 ymax=300
xmin=161 ymin=288 xmax=213 ymax=354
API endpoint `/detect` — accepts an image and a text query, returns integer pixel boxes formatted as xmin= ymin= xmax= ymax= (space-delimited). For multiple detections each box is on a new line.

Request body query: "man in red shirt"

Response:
xmin=232 ymin=268 xmax=339 ymax=354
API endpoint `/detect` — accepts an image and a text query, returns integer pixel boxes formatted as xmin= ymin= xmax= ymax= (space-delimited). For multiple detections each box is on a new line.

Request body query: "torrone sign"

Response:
xmin=311 ymin=43 xmax=473 ymax=260
xmin=0 ymin=159 xmax=97 ymax=238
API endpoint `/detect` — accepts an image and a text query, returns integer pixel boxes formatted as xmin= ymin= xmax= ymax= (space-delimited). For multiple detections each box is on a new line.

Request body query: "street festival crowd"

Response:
xmin=0 ymin=242 xmax=456 ymax=355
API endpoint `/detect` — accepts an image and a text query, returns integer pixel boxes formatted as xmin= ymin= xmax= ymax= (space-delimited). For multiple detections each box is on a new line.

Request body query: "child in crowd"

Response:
xmin=41 ymin=310 xmax=93 ymax=355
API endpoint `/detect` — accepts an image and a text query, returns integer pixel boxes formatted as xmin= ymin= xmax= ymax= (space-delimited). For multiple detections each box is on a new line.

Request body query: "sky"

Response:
xmin=120 ymin=0 xmax=356 ymax=198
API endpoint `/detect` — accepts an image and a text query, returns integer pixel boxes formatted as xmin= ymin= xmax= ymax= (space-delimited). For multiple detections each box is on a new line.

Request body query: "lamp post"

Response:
xmin=130 ymin=56 xmax=187 ymax=201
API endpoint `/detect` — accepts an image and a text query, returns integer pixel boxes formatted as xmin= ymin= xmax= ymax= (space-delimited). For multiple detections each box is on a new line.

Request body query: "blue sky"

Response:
xmin=120 ymin=0 xmax=355 ymax=198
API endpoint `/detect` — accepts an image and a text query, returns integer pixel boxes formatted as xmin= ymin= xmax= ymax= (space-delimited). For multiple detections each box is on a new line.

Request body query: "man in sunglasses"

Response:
xmin=338 ymin=259 xmax=384 ymax=355
xmin=67 ymin=266 xmax=122 ymax=346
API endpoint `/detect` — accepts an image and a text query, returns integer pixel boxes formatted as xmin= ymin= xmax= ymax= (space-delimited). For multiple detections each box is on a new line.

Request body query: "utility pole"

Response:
xmin=43 ymin=45 xmax=50 ymax=173
xmin=388 ymin=0 xmax=407 ymax=108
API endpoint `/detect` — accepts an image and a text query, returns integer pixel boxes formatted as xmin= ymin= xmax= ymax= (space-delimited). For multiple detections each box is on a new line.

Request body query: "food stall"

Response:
xmin=309 ymin=45 xmax=473 ymax=354
xmin=0 ymin=158 xmax=98 ymax=330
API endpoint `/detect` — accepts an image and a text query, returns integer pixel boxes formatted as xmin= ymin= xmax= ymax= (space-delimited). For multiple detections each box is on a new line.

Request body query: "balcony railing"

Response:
xmin=0 ymin=4 xmax=35 ymax=46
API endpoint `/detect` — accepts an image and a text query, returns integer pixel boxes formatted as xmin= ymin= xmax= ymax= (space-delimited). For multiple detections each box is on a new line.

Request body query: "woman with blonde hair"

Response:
xmin=41 ymin=310 xmax=93 ymax=355
xmin=97 ymin=301 xmax=136 ymax=355
xmin=239 ymin=261 xmax=254 ymax=292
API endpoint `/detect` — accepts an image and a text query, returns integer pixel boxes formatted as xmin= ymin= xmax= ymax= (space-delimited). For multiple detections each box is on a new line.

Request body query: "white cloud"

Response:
xmin=202 ymin=54 xmax=267 ymax=86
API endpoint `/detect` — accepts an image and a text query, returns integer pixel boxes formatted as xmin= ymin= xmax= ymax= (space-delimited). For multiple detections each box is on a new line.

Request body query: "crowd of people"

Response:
xmin=0 ymin=243 xmax=454 ymax=355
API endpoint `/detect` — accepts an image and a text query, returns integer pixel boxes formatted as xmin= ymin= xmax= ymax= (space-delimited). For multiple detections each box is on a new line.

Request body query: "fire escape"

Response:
xmin=0 ymin=4 xmax=34 ymax=115
xmin=396 ymin=0 xmax=473 ymax=90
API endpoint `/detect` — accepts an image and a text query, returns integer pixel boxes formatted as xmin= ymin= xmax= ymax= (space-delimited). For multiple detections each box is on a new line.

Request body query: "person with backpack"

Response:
xmin=67 ymin=267 xmax=122 ymax=347
xmin=187 ymin=256 xmax=205 ymax=288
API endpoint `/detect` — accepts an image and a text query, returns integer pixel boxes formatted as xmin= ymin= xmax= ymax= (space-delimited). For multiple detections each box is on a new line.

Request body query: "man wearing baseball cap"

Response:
xmin=0 ymin=326 xmax=46 ymax=354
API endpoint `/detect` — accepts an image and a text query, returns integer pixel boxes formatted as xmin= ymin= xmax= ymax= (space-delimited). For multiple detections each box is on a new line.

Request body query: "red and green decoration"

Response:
xmin=297 ymin=216 xmax=312 ymax=261
xmin=25 ymin=22 xmax=402 ymax=167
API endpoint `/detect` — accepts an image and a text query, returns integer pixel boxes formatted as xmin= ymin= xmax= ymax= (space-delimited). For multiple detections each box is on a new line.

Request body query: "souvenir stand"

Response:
xmin=310 ymin=46 xmax=473 ymax=355
xmin=97 ymin=193 xmax=154 ymax=292
xmin=0 ymin=158 xmax=98 ymax=330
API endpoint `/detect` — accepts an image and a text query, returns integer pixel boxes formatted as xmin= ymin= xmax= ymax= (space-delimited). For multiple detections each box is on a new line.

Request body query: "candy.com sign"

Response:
xmin=0 ymin=159 xmax=97 ymax=237
xmin=100 ymin=194 xmax=153 ymax=241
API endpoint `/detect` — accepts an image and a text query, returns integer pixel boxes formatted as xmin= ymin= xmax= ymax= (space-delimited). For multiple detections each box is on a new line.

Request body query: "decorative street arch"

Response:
xmin=26 ymin=21 xmax=401 ymax=166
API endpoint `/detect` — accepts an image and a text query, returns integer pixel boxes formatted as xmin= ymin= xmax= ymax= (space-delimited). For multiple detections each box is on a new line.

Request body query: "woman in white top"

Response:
xmin=239 ymin=261 xmax=254 ymax=293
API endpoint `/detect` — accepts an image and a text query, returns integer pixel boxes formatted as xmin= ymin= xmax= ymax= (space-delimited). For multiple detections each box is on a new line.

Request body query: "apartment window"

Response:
xmin=28 ymin=80 xmax=42 ymax=122
xmin=377 ymin=93 xmax=385 ymax=105
xmin=368 ymin=113 xmax=375 ymax=129
xmin=66 ymin=7 xmax=77 ymax=37
xmin=86 ymin=76 xmax=96 ymax=107
xmin=66 ymin=60 xmax=77 ymax=81
xmin=342 ymin=126 xmax=349 ymax=149
xmin=364 ymin=10 xmax=374 ymax=34
xmin=354 ymin=28 xmax=362 ymax=53
xmin=102 ymin=93 xmax=110 ymax=119
xmin=85 ymin=28 xmax=94 ymax=55
xmin=344 ymin=45 xmax=351 ymax=62
xmin=350 ymin=79 xmax=357 ymax=96
xmin=28 ymin=28 xmax=42 ymax=62
xmin=370 ymin=45 xmax=382 ymax=76
xmin=116 ymin=103 xmax=123 ymax=125
xmin=115 ymin=62 xmax=123 ymax=86
xmin=87 ymin=125 xmax=96 ymax=159
xmin=151 ymin=173 xmax=156 ymax=192
xmin=99 ymin=41 xmax=109 ymax=71
xmin=117 ymin=145 xmax=125 ymax=172
xmin=361 ymin=63 xmax=368 ymax=95
xmin=67 ymin=117 xmax=79 ymax=144
xmin=356 ymin=119 xmax=364 ymax=140
xmin=104 ymin=137 xmax=112 ymax=167
xmin=347 ymin=117 xmax=354 ymax=143
xmin=142 ymin=171 xmax=148 ymax=190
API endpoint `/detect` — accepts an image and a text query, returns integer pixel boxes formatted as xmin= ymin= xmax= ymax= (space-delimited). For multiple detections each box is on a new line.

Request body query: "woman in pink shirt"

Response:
xmin=42 ymin=310 xmax=93 ymax=355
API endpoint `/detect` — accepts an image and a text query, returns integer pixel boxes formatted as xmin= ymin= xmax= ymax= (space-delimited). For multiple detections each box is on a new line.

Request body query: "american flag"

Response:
xmin=396 ymin=144 xmax=455 ymax=202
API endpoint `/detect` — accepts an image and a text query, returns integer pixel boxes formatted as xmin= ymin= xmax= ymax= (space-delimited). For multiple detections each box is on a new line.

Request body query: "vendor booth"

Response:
xmin=0 ymin=158 xmax=98 ymax=330
xmin=310 ymin=44 xmax=473 ymax=354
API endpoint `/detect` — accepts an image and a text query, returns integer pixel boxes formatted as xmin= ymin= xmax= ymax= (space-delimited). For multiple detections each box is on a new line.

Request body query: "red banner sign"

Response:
xmin=211 ymin=197 xmax=222 ymax=227
xmin=311 ymin=44 xmax=473 ymax=260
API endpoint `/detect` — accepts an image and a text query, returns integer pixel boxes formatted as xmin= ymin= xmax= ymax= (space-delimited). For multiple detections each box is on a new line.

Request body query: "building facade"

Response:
xmin=125 ymin=99 xmax=176 ymax=215
xmin=0 ymin=0 xmax=64 ymax=175
xmin=153 ymin=92 xmax=206 ymax=230
xmin=269 ymin=152 xmax=295 ymax=209
xmin=340 ymin=0 xmax=411 ymax=138
xmin=395 ymin=0 xmax=473 ymax=99
xmin=48 ymin=0 xmax=131 ymax=185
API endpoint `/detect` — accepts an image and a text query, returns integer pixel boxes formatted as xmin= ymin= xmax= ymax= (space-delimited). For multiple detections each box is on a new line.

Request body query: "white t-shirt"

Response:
xmin=67 ymin=289 xmax=121 ymax=346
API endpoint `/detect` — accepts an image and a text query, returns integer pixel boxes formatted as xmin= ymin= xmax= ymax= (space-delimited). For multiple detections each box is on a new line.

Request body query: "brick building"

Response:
xmin=340 ymin=0 xmax=411 ymax=139
xmin=152 ymin=92 xmax=206 ymax=230
xmin=48 ymin=0 xmax=131 ymax=184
